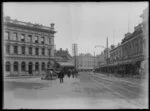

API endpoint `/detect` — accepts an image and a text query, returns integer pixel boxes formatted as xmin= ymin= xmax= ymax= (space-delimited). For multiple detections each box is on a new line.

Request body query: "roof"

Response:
xmin=57 ymin=62 xmax=74 ymax=67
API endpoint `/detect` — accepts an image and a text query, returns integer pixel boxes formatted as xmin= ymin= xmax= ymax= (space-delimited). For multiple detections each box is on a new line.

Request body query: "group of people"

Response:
xmin=57 ymin=68 xmax=78 ymax=83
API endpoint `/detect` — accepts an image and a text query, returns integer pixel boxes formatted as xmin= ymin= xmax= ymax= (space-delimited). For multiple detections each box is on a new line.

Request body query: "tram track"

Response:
xmin=89 ymin=73 xmax=145 ymax=98
xmin=81 ymin=73 xmax=146 ymax=108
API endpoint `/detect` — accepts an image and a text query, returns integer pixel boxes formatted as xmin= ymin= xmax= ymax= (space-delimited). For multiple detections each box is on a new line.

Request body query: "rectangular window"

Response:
xmin=21 ymin=34 xmax=25 ymax=42
xmin=13 ymin=32 xmax=17 ymax=41
xmin=29 ymin=47 xmax=32 ymax=55
xmin=49 ymin=38 xmax=51 ymax=44
xmin=14 ymin=46 xmax=18 ymax=54
xmin=35 ymin=48 xmax=39 ymax=55
xmin=28 ymin=35 xmax=32 ymax=42
xmin=6 ymin=45 xmax=10 ymax=54
xmin=41 ymin=37 xmax=44 ymax=44
xmin=35 ymin=36 xmax=38 ymax=43
xmin=48 ymin=49 xmax=51 ymax=56
xmin=22 ymin=46 xmax=25 ymax=55
xmin=42 ymin=48 xmax=45 ymax=55
xmin=5 ymin=31 xmax=9 ymax=40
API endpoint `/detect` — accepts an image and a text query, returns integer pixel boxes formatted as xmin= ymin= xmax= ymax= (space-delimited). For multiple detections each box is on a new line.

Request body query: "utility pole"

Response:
xmin=94 ymin=51 xmax=95 ymax=72
xmin=106 ymin=37 xmax=108 ymax=65
xmin=72 ymin=43 xmax=78 ymax=69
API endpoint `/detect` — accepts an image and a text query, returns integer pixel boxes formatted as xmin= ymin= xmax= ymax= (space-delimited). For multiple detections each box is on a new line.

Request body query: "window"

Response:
xmin=5 ymin=31 xmax=9 ymax=40
xmin=42 ymin=48 xmax=45 ymax=55
xmin=5 ymin=61 xmax=10 ymax=71
xmin=6 ymin=45 xmax=10 ymax=54
xmin=29 ymin=47 xmax=32 ymax=55
xmin=42 ymin=62 xmax=45 ymax=71
xmin=28 ymin=35 xmax=32 ymax=42
xmin=35 ymin=36 xmax=38 ymax=43
xmin=13 ymin=32 xmax=17 ymax=41
xmin=35 ymin=62 xmax=39 ymax=71
xmin=22 ymin=46 xmax=25 ymax=55
xmin=49 ymin=38 xmax=51 ymax=44
xmin=14 ymin=46 xmax=18 ymax=54
xmin=48 ymin=49 xmax=51 ymax=56
xmin=21 ymin=62 xmax=26 ymax=71
xmin=47 ymin=62 xmax=50 ymax=68
xmin=14 ymin=62 xmax=18 ymax=71
xmin=41 ymin=37 xmax=44 ymax=44
xmin=21 ymin=34 xmax=25 ymax=42
xmin=35 ymin=48 xmax=39 ymax=55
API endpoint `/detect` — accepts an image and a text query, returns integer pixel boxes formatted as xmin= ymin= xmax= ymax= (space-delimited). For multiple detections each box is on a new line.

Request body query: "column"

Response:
xmin=10 ymin=62 xmax=13 ymax=75
xmin=10 ymin=45 xmax=14 ymax=55
xmin=39 ymin=62 xmax=42 ymax=75
xmin=17 ymin=32 xmax=21 ymax=42
xmin=18 ymin=45 xmax=21 ymax=55
xmin=18 ymin=62 xmax=21 ymax=75
xmin=26 ymin=61 xmax=29 ymax=75
xmin=26 ymin=46 xmax=29 ymax=55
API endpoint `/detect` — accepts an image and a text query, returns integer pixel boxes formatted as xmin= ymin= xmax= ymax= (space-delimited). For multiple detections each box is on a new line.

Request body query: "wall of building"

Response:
xmin=77 ymin=53 xmax=95 ymax=71
xmin=3 ymin=17 xmax=56 ymax=76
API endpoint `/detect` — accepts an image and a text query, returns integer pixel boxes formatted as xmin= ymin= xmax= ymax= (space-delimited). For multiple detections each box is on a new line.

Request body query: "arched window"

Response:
xmin=14 ymin=62 xmax=18 ymax=71
xmin=42 ymin=62 xmax=45 ymax=71
xmin=35 ymin=62 xmax=39 ymax=71
xmin=21 ymin=62 xmax=26 ymax=71
xmin=5 ymin=61 xmax=10 ymax=71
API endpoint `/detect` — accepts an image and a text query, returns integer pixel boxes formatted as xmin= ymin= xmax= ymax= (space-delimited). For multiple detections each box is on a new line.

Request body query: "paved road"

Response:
xmin=3 ymin=72 xmax=148 ymax=109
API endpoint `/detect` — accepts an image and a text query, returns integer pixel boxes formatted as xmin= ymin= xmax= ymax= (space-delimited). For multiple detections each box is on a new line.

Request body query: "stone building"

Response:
xmin=54 ymin=48 xmax=72 ymax=62
xmin=110 ymin=43 xmax=122 ymax=63
xmin=54 ymin=48 xmax=74 ymax=69
xmin=3 ymin=16 xmax=56 ymax=76
xmin=77 ymin=53 xmax=95 ymax=71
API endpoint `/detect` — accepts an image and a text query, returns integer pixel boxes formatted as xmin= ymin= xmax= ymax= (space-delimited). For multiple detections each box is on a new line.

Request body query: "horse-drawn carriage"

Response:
xmin=41 ymin=68 xmax=58 ymax=80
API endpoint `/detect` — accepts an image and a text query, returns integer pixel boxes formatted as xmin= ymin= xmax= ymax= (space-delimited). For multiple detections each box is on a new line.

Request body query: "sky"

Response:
xmin=3 ymin=2 xmax=148 ymax=56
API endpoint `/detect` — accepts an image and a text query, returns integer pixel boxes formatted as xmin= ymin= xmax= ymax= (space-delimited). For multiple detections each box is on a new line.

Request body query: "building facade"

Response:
xmin=3 ymin=16 xmax=56 ymax=76
xmin=110 ymin=43 xmax=122 ymax=63
xmin=77 ymin=53 xmax=95 ymax=71
xmin=54 ymin=48 xmax=72 ymax=62
xmin=96 ymin=7 xmax=148 ymax=76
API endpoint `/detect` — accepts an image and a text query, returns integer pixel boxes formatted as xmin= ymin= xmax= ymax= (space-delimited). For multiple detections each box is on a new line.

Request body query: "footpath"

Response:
xmin=87 ymin=72 xmax=148 ymax=86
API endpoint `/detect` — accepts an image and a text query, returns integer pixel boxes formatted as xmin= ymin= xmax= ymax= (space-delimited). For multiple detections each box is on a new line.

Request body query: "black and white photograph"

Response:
xmin=2 ymin=2 xmax=149 ymax=109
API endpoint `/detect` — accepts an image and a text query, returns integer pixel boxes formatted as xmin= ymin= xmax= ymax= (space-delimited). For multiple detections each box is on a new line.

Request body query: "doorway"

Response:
xmin=29 ymin=62 xmax=32 ymax=75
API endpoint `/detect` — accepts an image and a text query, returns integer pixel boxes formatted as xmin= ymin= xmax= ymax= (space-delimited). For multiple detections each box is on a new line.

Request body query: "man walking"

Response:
xmin=72 ymin=69 xmax=75 ymax=78
xmin=75 ymin=69 xmax=78 ymax=78
xmin=58 ymin=68 xmax=64 ymax=83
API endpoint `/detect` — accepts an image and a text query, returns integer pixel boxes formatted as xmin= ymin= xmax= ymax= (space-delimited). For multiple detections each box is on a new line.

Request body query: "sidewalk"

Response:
xmin=89 ymin=72 xmax=147 ymax=85
xmin=4 ymin=75 xmax=41 ymax=79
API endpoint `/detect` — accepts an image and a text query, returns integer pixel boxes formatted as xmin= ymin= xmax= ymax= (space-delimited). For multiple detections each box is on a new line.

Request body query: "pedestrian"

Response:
xmin=72 ymin=69 xmax=75 ymax=78
xmin=67 ymin=69 xmax=71 ymax=78
xmin=75 ymin=69 xmax=78 ymax=78
xmin=50 ymin=69 xmax=53 ymax=79
xmin=58 ymin=68 xmax=64 ymax=83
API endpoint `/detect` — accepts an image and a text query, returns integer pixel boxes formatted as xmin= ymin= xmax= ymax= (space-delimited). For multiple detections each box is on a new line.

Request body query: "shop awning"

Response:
xmin=57 ymin=62 xmax=75 ymax=67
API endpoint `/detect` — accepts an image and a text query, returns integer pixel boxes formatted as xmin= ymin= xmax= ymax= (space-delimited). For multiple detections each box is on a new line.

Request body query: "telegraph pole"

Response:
xmin=72 ymin=43 xmax=78 ymax=69
xmin=106 ymin=37 xmax=108 ymax=65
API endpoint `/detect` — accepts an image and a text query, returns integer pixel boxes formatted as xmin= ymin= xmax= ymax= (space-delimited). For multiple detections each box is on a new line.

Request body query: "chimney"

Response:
xmin=50 ymin=23 xmax=55 ymax=29
xmin=5 ymin=16 xmax=11 ymax=21
xmin=111 ymin=45 xmax=115 ymax=49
